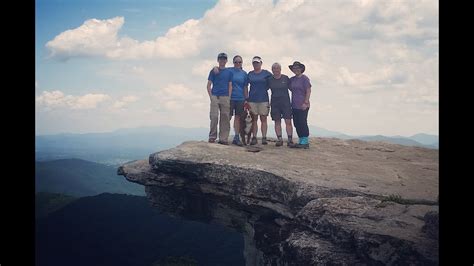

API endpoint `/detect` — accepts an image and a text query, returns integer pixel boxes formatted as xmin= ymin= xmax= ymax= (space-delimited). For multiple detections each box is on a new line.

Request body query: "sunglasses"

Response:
xmin=234 ymin=61 xmax=242 ymax=63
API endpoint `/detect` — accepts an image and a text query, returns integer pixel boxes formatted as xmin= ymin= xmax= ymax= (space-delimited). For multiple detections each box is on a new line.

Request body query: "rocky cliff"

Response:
xmin=117 ymin=137 xmax=439 ymax=265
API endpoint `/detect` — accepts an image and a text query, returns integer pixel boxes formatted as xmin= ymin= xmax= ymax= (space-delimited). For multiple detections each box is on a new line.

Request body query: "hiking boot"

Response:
xmin=261 ymin=137 xmax=268 ymax=145
xmin=290 ymin=143 xmax=309 ymax=149
xmin=218 ymin=140 xmax=229 ymax=145
xmin=232 ymin=139 xmax=244 ymax=146
xmin=275 ymin=140 xmax=283 ymax=147
xmin=208 ymin=138 xmax=216 ymax=143
xmin=250 ymin=137 xmax=257 ymax=145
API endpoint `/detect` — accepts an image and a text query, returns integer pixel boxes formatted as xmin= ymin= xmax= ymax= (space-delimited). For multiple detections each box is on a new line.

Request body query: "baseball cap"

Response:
xmin=217 ymin=52 xmax=228 ymax=59
xmin=252 ymin=56 xmax=262 ymax=63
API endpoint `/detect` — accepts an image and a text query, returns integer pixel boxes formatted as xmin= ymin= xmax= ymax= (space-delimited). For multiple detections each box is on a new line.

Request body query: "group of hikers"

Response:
xmin=206 ymin=52 xmax=312 ymax=149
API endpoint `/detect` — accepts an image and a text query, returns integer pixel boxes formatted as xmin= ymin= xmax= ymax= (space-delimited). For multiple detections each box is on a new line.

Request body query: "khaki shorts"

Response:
xmin=248 ymin=102 xmax=270 ymax=116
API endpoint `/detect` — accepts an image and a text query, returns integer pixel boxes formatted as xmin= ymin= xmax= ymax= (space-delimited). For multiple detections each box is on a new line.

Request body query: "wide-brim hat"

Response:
xmin=288 ymin=61 xmax=305 ymax=73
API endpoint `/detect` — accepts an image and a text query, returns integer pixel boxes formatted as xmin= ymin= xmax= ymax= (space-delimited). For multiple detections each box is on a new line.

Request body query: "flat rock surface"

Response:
xmin=147 ymin=138 xmax=438 ymax=202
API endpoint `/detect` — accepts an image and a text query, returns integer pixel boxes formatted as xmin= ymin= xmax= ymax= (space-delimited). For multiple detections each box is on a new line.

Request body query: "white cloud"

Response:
xmin=46 ymin=17 xmax=124 ymax=60
xmin=40 ymin=0 xmax=438 ymax=136
xmin=46 ymin=16 xmax=201 ymax=60
xmin=151 ymin=83 xmax=206 ymax=112
xmin=112 ymin=95 xmax=139 ymax=109
xmin=191 ymin=60 xmax=216 ymax=78
xmin=36 ymin=90 xmax=110 ymax=110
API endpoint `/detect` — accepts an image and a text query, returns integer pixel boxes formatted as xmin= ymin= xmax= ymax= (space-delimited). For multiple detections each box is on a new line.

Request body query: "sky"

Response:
xmin=35 ymin=0 xmax=439 ymax=137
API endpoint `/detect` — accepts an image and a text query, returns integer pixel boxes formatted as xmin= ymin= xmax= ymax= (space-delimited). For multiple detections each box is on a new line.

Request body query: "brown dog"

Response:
xmin=240 ymin=109 xmax=253 ymax=145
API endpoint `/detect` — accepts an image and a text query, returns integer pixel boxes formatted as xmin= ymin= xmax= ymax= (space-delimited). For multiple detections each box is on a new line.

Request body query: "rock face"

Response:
xmin=117 ymin=137 xmax=439 ymax=265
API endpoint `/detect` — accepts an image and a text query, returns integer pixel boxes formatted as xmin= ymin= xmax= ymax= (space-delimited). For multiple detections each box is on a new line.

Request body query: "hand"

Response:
xmin=212 ymin=66 xmax=219 ymax=74
xmin=244 ymin=101 xmax=250 ymax=111
xmin=302 ymin=102 xmax=310 ymax=110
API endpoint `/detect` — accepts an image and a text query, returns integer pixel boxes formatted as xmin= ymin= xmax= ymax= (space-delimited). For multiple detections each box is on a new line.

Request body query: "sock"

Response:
xmin=288 ymin=135 xmax=292 ymax=142
xmin=301 ymin=137 xmax=309 ymax=145
xmin=277 ymin=135 xmax=282 ymax=141
xmin=234 ymin=134 xmax=240 ymax=141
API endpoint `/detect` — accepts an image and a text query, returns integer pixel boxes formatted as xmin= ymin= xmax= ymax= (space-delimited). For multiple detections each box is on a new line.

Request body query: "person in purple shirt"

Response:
xmin=207 ymin=52 xmax=233 ymax=145
xmin=288 ymin=61 xmax=312 ymax=149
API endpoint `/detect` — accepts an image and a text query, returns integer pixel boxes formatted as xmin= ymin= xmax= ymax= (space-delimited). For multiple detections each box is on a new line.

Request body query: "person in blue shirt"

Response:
xmin=247 ymin=56 xmax=272 ymax=145
xmin=228 ymin=55 xmax=249 ymax=146
xmin=207 ymin=52 xmax=233 ymax=145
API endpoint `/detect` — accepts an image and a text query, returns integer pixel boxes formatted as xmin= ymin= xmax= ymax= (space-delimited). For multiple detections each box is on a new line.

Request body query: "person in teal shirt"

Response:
xmin=228 ymin=55 xmax=249 ymax=146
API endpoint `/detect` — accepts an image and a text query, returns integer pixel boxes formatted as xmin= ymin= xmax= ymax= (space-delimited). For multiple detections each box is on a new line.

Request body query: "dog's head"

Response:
xmin=244 ymin=112 xmax=252 ymax=123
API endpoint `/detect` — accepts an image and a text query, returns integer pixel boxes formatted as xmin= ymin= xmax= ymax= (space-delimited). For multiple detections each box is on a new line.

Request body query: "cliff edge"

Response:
xmin=118 ymin=137 xmax=438 ymax=265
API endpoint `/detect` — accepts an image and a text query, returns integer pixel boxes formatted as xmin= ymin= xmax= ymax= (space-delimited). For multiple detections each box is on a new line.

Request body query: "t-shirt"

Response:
xmin=248 ymin=69 xmax=272 ymax=102
xmin=229 ymin=67 xmax=248 ymax=101
xmin=267 ymin=74 xmax=290 ymax=100
xmin=208 ymin=67 xmax=233 ymax=96
xmin=289 ymin=74 xmax=312 ymax=109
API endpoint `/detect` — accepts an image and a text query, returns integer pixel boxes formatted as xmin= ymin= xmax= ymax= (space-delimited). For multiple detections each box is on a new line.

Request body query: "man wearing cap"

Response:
xmin=207 ymin=52 xmax=233 ymax=145
xmin=288 ymin=61 xmax=312 ymax=149
xmin=247 ymin=56 xmax=272 ymax=145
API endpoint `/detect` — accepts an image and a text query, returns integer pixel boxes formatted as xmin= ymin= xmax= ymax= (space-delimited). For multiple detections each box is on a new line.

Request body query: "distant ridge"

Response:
xmin=35 ymin=158 xmax=145 ymax=197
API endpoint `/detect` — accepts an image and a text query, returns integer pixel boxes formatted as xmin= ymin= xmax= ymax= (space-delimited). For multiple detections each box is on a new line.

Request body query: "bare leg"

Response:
xmin=260 ymin=115 xmax=267 ymax=138
xmin=234 ymin=115 xmax=240 ymax=136
xmin=252 ymin=114 xmax=258 ymax=138
xmin=285 ymin=119 xmax=293 ymax=138
xmin=274 ymin=119 xmax=282 ymax=137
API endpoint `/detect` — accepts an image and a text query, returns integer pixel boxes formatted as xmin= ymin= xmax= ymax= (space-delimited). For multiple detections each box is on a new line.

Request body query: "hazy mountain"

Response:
xmin=35 ymin=192 xmax=77 ymax=219
xmin=355 ymin=135 xmax=428 ymax=147
xmin=408 ymin=133 xmax=439 ymax=146
xmin=36 ymin=193 xmax=244 ymax=266
xmin=308 ymin=125 xmax=353 ymax=139
xmin=36 ymin=126 xmax=209 ymax=165
xmin=35 ymin=158 xmax=145 ymax=197
xmin=36 ymin=126 xmax=437 ymax=165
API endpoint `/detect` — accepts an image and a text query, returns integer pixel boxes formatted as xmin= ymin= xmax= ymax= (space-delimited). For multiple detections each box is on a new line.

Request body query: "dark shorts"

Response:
xmin=230 ymin=100 xmax=245 ymax=117
xmin=271 ymin=97 xmax=292 ymax=120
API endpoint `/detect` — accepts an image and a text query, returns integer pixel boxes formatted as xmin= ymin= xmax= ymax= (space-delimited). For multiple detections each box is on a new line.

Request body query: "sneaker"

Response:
xmin=232 ymin=139 xmax=244 ymax=146
xmin=287 ymin=140 xmax=294 ymax=147
xmin=276 ymin=140 xmax=283 ymax=147
xmin=250 ymin=137 xmax=257 ymax=145
xmin=262 ymin=137 xmax=268 ymax=145
xmin=218 ymin=140 xmax=229 ymax=145
xmin=208 ymin=138 xmax=216 ymax=143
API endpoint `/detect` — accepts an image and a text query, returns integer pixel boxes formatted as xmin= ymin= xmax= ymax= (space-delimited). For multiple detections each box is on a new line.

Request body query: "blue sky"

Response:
xmin=36 ymin=0 xmax=217 ymax=93
xmin=36 ymin=0 xmax=438 ymax=136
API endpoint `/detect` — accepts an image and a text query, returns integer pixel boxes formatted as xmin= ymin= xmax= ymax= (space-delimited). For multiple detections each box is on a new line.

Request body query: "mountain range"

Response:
xmin=36 ymin=158 xmax=145 ymax=197
xmin=36 ymin=125 xmax=438 ymax=165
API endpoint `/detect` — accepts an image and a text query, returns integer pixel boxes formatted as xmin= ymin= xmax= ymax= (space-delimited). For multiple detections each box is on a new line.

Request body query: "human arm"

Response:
xmin=207 ymin=80 xmax=212 ymax=99
xmin=213 ymin=66 xmax=219 ymax=74
xmin=301 ymin=86 xmax=311 ymax=110
xmin=228 ymin=81 xmax=232 ymax=96
xmin=244 ymin=84 xmax=249 ymax=100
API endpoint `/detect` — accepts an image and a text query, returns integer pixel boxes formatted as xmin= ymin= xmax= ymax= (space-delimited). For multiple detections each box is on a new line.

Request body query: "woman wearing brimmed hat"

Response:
xmin=288 ymin=61 xmax=312 ymax=149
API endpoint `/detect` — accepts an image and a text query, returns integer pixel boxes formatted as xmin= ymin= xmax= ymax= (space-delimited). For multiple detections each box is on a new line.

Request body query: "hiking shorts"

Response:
xmin=248 ymin=102 xmax=270 ymax=116
xmin=230 ymin=100 xmax=245 ymax=117
xmin=271 ymin=97 xmax=292 ymax=120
